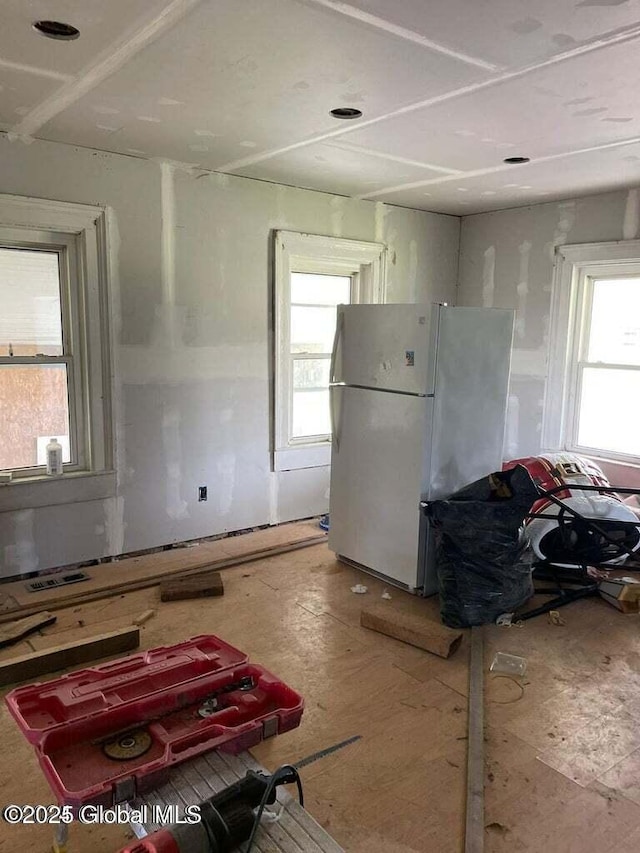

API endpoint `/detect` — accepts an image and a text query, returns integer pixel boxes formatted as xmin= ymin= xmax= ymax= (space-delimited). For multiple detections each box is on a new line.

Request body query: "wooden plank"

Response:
xmin=0 ymin=611 xmax=56 ymax=649
xmin=360 ymin=605 xmax=462 ymax=659
xmin=0 ymin=626 xmax=140 ymax=687
xmin=465 ymin=626 xmax=484 ymax=853
xmin=0 ymin=520 xmax=323 ymax=611
xmin=160 ymin=570 xmax=223 ymax=601
xmin=0 ymin=536 xmax=325 ymax=625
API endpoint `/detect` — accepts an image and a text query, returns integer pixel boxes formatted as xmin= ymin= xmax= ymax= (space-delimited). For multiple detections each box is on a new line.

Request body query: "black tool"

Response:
xmin=118 ymin=767 xmax=300 ymax=853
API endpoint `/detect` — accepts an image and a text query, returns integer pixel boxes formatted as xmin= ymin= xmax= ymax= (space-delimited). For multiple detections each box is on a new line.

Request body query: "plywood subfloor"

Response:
xmin=1 ymin=543 xmax=640 ymax=852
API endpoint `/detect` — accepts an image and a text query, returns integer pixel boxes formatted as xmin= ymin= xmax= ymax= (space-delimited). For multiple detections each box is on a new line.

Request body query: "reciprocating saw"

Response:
xmin=118 ymin=768 xmax=297 ymax=853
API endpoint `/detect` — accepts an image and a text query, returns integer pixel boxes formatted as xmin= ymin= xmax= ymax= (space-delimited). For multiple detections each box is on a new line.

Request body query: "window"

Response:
xmin=274 ymin=231 xmax=386 ymax=470
xmin=544 ymin=241 xmax=640 ymax=463
xmin=0 ymin=194 xmax=114 ymax=508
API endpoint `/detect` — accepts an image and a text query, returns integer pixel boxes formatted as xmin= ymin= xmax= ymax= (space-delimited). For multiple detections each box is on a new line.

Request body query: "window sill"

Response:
xmin=0 ymin=470 xmax=117 ymax=512
xmin=274 ymin=443 xmax=331 ymax=471
xmin=583 ymin=455 xmax=640 ymax=491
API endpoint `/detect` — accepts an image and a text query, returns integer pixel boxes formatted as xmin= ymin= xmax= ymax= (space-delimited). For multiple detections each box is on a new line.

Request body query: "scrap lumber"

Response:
xmin=160 ymin=570 xmax=224 ymax=602
xmin=0 ymin=611 xmax=57 ymax=649
xmin=133 ymin=609 xmax=156 ymax=626
xmin=0 ymin=535 xmax=325 ymax=626
xmin=360 ymin=605 xmax=463 ymax=659
xmin=0 ymin=626 xmax=140 ymax=687
xmin=598 ymin=578 xmax=640 ymax=613
xmin=465 ymin=626 xmax=484 ymax=853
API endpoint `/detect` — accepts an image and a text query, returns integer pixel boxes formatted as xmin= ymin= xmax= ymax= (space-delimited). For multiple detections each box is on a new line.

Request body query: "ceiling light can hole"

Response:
xmin=503 ymin=156 xmax=530 ymax=164
xmin=33 ymin=20 xmax=80 ymax=40
xmin=330 ymin=107 xmax=362 ymax=120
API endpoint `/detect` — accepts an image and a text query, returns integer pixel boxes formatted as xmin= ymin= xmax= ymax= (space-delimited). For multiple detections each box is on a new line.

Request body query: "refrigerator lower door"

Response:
xmin=328 ymin=385 xmax=432 ymax=591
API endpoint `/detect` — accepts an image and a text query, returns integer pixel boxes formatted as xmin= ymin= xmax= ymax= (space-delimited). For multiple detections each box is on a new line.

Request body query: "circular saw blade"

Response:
xmin=102 ymin=729 xmax=152 ymax=761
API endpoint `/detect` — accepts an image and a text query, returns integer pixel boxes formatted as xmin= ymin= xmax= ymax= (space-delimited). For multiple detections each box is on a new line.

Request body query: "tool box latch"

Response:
xmin=113 ymin=776 xmax=136 ymax=804
xmin=262 ymin=717 xmax=278 ymax=739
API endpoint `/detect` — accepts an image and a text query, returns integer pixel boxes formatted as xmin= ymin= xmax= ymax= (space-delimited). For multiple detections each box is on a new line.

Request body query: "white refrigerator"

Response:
xmin=328 ymin=303 xmax=514 ymax=594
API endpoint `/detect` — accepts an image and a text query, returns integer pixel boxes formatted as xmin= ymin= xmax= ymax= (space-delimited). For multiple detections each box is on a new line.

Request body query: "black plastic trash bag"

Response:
xmin=424 ymin=464 xmax=537 ymax=628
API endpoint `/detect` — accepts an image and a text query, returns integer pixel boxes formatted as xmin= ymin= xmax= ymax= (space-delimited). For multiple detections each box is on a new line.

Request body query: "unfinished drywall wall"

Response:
xmin=458 ymin=188 xmax=640 ymax=460
xmin=0 ymin=136 xmax=459 ymax=576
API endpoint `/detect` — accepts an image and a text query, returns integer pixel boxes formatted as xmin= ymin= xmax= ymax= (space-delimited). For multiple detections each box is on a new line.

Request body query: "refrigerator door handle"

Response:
xmin=330 ymin=385 xmax=341 ymax=451
xmin=330 ymin=309 xmax=344 ymax=384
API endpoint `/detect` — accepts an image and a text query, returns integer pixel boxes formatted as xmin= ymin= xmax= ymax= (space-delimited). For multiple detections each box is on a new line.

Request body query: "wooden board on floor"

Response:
xmin=0 ymin=626 xmax=140 ymax=687
xmin=465 ymin=626 xmax=484 ymax=853
xmin=0 ymin=523 xmax=325 ymax=625
xmin=360 ymin=603 xmax=463 ymax=659
xmin=160 ymin=570 xmax=224 ymax=601
xmin=0 ymin=611 xmax=57 ymax=649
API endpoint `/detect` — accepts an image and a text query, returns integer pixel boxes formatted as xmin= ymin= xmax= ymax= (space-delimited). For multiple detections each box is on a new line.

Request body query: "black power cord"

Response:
xmin=245 ymin=764 xmax=304 ymax=852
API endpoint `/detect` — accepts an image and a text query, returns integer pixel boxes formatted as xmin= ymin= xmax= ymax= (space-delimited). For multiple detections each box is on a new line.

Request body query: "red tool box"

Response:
xmin=5 ymin=635 xmax=304 ymax=809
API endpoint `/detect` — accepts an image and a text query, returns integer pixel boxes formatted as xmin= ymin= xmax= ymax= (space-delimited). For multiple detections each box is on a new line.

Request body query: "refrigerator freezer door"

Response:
xmin=332 ymin=303 xmax=436 ymax=395
xmin=328 ymin=385 xmax=433 ymax=590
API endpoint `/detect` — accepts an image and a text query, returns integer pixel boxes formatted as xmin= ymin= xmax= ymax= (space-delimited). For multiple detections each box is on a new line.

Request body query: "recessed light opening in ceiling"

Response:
xmin=330 ymin=107 xmax=362 ymax=119
xmin=503 ymin=156 xmax=530 ymax=164
xmin=33 ymin=20 xmax=80 ymax=40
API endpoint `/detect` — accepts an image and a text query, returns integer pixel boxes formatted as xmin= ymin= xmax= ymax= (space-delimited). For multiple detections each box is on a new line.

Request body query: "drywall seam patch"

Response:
xmin=516 ymin=240 xmax=532 ymax=340
xmin=551 ymin=201 xmax=576 ymax=257
xmin=216 ymin=451 xmax=236 ymax=517
xmin=10 ymin=0 xmax=203 ymax=137
xmin=623 ymin=188 xmax=640 ymax=239
xmin=217 ymin=19 xmax=640 ymax=175
xmin=328 ymin=141 xmax=463 ymax=176
xmin=374 ymin=202 xmax=390 ymax=244
xmin=505 ymin=394 xmax=520 ymax=461
xmin=358 ymin=134 xmax=640 ymax=199
xmin=104 ymin=496 xmax=125 ymax=557
xmin=330 ymin=196 xmax=345 ymax=236
xmin=482 ymin=246 xmax=495 ymax=307
xmin=162 ymin=404 xmax=188 ymax=521
xmin=305 ymin=0 xmax=500 ymax=70
xmin=6 ymin=509 xmax=39 ymax=574
xmin=160 ymin=161 xmax=176 ymax=306
xmin=408 ymin=239 xmax=418 ymax=301
xmin=0 ymin=58 xmax=72 ymax=82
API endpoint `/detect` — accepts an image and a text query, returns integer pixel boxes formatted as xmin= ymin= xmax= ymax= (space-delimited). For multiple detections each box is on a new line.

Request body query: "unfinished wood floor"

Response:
xmin=1 ymin=539 xmax=640 ymax=852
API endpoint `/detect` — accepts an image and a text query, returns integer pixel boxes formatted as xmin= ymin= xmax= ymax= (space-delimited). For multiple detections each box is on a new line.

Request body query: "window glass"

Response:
xmin=0 ymin=248 xmax=63 ymax=356
xmin=0 ymin=363 xmax=71 ymax=470
xmin=289 ymin=273 xmax=350 ymax=440
xmin=291 ymin=273 xmax=351 ymax=305
xmin=293 ymin=358 xmax=331 ymax=391
xmin=292 ymin=389 xmax=331 ymax=438
xmin=577 ymin=367 xmax=640 ymax=456
xmin=291 ymin=305 xmax=341 ymax=354
xmin=587 ymin=278 xmax=640 ymax=366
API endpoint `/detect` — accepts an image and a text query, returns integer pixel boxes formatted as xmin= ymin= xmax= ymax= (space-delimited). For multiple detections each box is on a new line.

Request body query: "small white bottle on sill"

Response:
xmin=46 ymin=438 xmax=63 ymax=476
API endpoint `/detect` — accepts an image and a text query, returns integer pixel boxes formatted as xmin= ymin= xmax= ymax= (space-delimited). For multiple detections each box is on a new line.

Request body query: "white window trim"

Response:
xmin=543 ymin=239 xmax=640 ymax=464
xmin=0 ymin=194 xmax=115 ymax=509
xmin=274 ymin=231 xmax=386 ymax=471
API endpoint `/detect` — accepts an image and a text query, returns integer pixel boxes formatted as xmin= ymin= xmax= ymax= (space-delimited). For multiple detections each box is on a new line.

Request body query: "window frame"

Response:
xmin=274 ymin=231 xmax=386 ymax=471
xmin=0 ymin=193 xmax=115 ymax=510
xmin=543 ymin=240 xmax=640 ymax=465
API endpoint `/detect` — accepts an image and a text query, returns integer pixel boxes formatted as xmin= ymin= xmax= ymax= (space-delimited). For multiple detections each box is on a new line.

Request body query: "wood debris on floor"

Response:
xmin=0 ymin=626 xmax=140 ymax=687
xmin=360 ymin=601 xmax=462 ymax=659
xmin=0 ymin=527 xmax=639 ymax=852
xmin=160 ymin=569 xmax=224 ymax=601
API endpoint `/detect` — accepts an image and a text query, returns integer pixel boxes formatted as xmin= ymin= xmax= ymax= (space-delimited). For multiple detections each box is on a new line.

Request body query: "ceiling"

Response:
xmin=2 ymin=0 xmax=640 ymax=215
